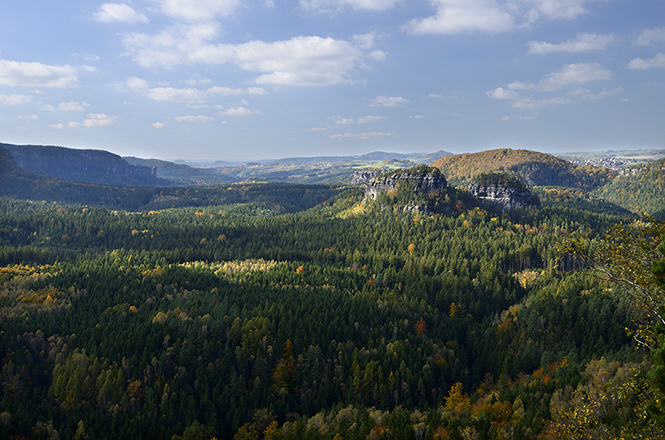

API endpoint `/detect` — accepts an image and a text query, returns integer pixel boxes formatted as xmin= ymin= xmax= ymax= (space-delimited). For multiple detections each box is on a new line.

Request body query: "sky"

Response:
xmin=1 ymin=0 xmax=664 ymax=161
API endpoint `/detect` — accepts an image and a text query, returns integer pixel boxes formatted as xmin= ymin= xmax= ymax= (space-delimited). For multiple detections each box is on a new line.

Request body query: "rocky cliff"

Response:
xmin=352 ymin=170 xmax=382 ymax=185
xmin=467 ymin=173 xmax=536 ymax=212
xmin=2 ymin=143 xmax=170 ymax=187
xmin=365 ymin=166 xmax=447 ymax=200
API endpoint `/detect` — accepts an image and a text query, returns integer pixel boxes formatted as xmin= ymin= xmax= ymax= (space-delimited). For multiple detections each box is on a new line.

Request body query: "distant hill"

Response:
xmin=0 ymin=145 xmax=156 ymax=208
xmin=432 ymin=148 xmax=616 ymax=190
xmin=2 ymin=143 xmax=173 ymax=187
xmin=124 ymin=157 xmax=232 ymax=185
xmin=594 ymin=158 xmax=665 ymax=219
xmin=267 ymin=150 xmax=450 ymax=166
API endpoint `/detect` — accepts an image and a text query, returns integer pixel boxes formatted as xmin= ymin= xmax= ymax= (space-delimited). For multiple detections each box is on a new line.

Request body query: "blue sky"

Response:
xmin=1 ymin=0 xmax=664 ymax=160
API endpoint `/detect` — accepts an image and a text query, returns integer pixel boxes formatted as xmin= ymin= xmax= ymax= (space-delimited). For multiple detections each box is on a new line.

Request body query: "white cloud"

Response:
xmin=124 ymin=77 xmax=266 ymax=103
xmin=147 ymin=87 xmax=208 ymax=103
xmin=487 ymin=62 xmax=614 ymax=109
xmin=527 ymin=33 xmax=613 ymax=54
xmin=542 ymin=63 xmax=613 ymax=87
xmin=157 ymin=0 xmax=242 ymax=21
xmin=336 ymin=115 xmax=383 ymax=124
xmin=219 ymin=106 xmax=260 ymax=116
xmin=637 ymin=27 xmax=665 ymax=46
xmin=404 ymin=0 xmax=514 ymax=35
xmin=194 ymin=36 xmax=368 ymax=86
xmin=628 ymin=53 xmax=665 ymax=70
xmin=300 ymin=0 xmax=401 ymax=12
xmin=208 ymin=86 xmax=267 ymax=95
xmin=329 ymin=131 xmax=393 ymax=139
xmin=0 ymin=59 xmax=78 ymax=88
xmin=126 ymin=76 xmax=149 ymax=90
xmin=123 ymin=25 xmax=380 ymax=86
xmin=175 ymin=115 xmax=215 ymax=122
xmin=486 ymin=87 xmax=522 ymax=101
xmin=336 ymin=117 xmax=355 ymax=125
xmin=507 ymin=81 xmax=535 ymax=90
xmin=369 ymin=95 xmax=408 ymax=107
xmin=404 ymin=0 xmax=599 ymax=35
xmin=123 ymin=23 xmax=221 ymax=68
xmin=153 ymin=122 xmax=165 ymax=128
xmin=94 ymin=3 xmax=149 ymax=24
xmin=59 ymin=113 xmax=116 ymax=128
xmin=57 ymin=101 xmax=88 ymax=112
xmin=0 ymin=93 xmax=31 ymax=105
xmin=357 ymin=115 xmax=383 ymax=123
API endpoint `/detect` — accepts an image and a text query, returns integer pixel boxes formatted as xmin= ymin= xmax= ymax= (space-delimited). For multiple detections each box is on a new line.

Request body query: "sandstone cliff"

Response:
xmin=467 ymin=172 xmax=537 ymax=212
xmin=2 ymin=143 xmax=170 ymax=187
xmin=365 ymin=166 xmax=447 ymax=200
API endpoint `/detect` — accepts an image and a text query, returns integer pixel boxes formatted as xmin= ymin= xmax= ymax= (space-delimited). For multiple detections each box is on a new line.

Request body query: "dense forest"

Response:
xmin=1 ymin=153 xmax=665 ymax=439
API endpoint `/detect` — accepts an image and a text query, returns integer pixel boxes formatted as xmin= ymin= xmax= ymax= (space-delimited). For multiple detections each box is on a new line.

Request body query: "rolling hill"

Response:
xmin=432 ymin=148 xmax=616 ymax=190
xmin=2 ymin=143 xmax=173 ymax=187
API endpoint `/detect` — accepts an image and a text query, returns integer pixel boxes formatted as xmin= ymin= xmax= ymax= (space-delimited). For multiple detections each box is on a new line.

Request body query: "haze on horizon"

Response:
xmin=1 ymin=1 xmax=664 ymax=161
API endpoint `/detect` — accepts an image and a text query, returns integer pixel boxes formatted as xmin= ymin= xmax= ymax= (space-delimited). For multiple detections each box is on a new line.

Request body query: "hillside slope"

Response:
xmin=432 ymin=148 xmax=615 ymax=190
xmin=2 ymin=143 xmax=173 ymax=187
xmin=124 ymin=156 xmax=231 ymax=185
xmin=594 ymin=158 xmax=665 ymax=219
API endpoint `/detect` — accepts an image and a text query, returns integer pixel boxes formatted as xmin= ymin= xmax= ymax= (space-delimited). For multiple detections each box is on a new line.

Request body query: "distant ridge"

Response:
xmin=2 ymin=143 xmax=172 ymax=187
xmin=432 ymin=148 xmax=616 ymax=190
xmin=124 ymin=156 xmax=232 ymax=185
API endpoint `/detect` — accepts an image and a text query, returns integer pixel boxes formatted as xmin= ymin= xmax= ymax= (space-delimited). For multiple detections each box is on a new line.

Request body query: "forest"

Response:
xmin=1 ymin=163 xmax=664 ymax=439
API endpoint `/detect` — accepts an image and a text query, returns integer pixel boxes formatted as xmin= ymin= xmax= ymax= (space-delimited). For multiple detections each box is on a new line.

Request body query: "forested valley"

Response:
xmin=1 ymin=166 xmax=664 ymax=439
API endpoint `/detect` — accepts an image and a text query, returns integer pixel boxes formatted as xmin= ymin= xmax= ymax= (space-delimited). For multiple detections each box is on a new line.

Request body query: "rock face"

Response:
xmin=365 ymin=169 xmax=447 ymax=200
xmin=351 ymin=170 xmax=382 ymax=185
xmin=467 ymin=183 xmax=533 ymax=212
xmin=2 ymin=143 xmax=168 ymax=187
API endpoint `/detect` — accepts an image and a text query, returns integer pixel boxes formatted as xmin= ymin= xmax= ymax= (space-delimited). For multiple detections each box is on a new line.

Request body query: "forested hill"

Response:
xmin=1 ymin=143 xmax=172 ymax=187
xmin=432 ymin=148 xmax=616 ymax=190
xmin=124 ymin=156 xmax=231 ymax=185
xmin=595 ymin=158 xmax=665 ymax=219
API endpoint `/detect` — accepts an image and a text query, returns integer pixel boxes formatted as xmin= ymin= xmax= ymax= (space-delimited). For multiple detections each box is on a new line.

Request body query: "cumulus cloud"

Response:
xmin=219 ymin=106 xmax=260 ymax=116
xmin=52 ymin=113 xmax=115 ymax=129
xmin=153 ymin=122 xmax=165 ymax=128
xmin=94 ymin=3 xmax=149 ymax=24
xmin=122 ymin=23 xmax=220 ymax=68
xmin=404 ymin=0 xmax=599 ymax=35
xmin=527 ymin=33 xmax=613 ymax=54
xmin=122 ymin=25 xmax=383 ymax=86
xmin=193 ymin=36 xmax=370 ymax=86
xmin=329 ymin=131 xmax=393 ymax=139
xmin=336 ymin=115 xmax=383 ymax=124
xmin=57 ymin=101 xmax=88 ymax=111
xmin=175 ymin=115 xmax=215 ymax=122
xmin=147 ymin=87 xmax=208 ymax=103
xmin=0 ymin=93 xmax=31 ymax=105
xmin=369 ymin=96 xmax=408 ymax=107
xmin=637 ymin=27 xmax=665 ymax=46
xmin=0 ymin=59 xmax=78 ymax=88
xmin=628 ymin=53 xmax=665 ymax=70
xmin=124 ymin=77 xmax=266 ymax=103
xmin=336 ymin=117 xmax=355 ymax=125
xmin=300 ymin=0 xmax=401 ymax=12
xmin=542 ymin=63 xmax=613 ymax=87
xmin=404 ymin=0 xmax=514 ymax=35
xmin=487 ymin=62 xmax=614 ymax=109
xmin=357 ymin=115 xmax=383 ymax=123
xmin=157 ymin=0 xmax=242 ymax=21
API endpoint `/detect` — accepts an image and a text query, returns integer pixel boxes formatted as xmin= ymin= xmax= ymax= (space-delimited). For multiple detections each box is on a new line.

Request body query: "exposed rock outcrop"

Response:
xmin=2 ymin=143 xmax=170 ymax=187
xmin=467 ymin=173 xmax=537 ymax=212
xmin=365 ymin=166 xmax=447 ymax=200
xmin=351 ymin=170 xmax=382 ymax=185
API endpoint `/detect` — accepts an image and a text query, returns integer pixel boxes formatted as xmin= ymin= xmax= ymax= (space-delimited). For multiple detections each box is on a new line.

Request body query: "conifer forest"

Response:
xmin=1 ymin=157 xmax=665 ymax=440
